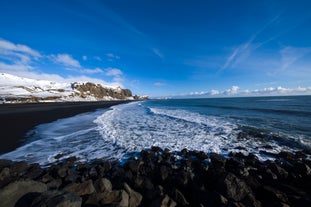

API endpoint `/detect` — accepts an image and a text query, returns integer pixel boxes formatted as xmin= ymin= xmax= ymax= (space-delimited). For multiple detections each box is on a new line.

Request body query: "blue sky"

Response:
xmin=0 ymin=0 xmax=311 ymax=97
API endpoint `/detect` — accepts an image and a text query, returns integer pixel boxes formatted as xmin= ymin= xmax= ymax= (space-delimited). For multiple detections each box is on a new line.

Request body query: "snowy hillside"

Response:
xmin=0 ymin=73 xmax=140 ymax=103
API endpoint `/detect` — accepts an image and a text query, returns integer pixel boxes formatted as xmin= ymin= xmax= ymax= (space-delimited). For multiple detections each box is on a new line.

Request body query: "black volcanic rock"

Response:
xmin=0 ymin=180 xmax=47 ymax=207
xmin=30 ymin=190 xmax=82 ymax=207
xmin=0 ymin=149 xmax=310 ymax=206
xmin=217 ymin=172 xmax=252 ymax=201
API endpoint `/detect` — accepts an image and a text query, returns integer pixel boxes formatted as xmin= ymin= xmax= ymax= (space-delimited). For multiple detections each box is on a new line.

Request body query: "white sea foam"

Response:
xmin=94 ymin=102 xmax=302 ymax=161
xmin=0 ymin=102 xmax=306 ymax=166
xmin=94 ymin=102 xmax=235 ymax=154
xmin=0 ymin=109 xmax=117 ymax=166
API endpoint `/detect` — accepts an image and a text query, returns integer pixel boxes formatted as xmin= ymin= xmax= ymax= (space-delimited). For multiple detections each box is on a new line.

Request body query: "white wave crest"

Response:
xmin=94 ymin=102 xmax=239 ymax=156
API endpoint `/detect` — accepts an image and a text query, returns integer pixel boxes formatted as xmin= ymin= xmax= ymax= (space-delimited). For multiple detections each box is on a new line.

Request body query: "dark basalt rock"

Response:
xmin=30 ymin=190 xmax=82 ymax=207
xmin=172 ymin=188 xmax=189 ymax=205
xmin=0 ymin=180 xmax=47 ymax=207
xmin=94 ymin=178 xmax=112 ymax=193
xmin=217 ymin=172 xmax=252 ymax=201
xmin=0 ymin=148 xmax=310 ymax=207
xmin=0 ymin=159 xmax=13 ymax=171
xmin=64 ymin=180 xmax=95 ymax=196
xmin=9 ymin=161 xmax=29 ymax=176
xmin=268 ymin=162 xmax=289 ymax=179
xmin=210 ymin=152 xmax=227 ymax=168
xmin=124 ymin=182 xmax=143 ymax=207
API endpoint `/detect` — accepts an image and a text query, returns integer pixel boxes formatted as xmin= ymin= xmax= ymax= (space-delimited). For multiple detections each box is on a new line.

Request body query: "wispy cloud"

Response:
xmin=105 ymin=67 xmax=123 ymax=83
xmin=151 ymin=48 xmax=164 ymax=59
xmin=94 ymin=56 xmax=102 ymax=61
xmin=0 ymin=38 xmax=41 ymax=66
xmin=154 ymin=82 xmax=165 ymax=86
xmin=51 ymin=54 xmax=81 ymax=68
xmin=106 ymin=53 xmax=120 ymax=61
xmin=0 ymin=38 xmax=41 ymax=58
xmin=80 ymin=68 xmax=104 ymax=74
xmin=86 ymin=3 xmax=163 ymax=59
xmin=222 ymin=15 xmax=280 ymax=70
xmin=279 ymin=46 xmax=311 ymax=70
xmin=66 ymin=67 xmax=105 ymax=75
xmin=105 ymin=68 xmax=123 ymax=76
xmin=82 ymin=55 xmax=87 ymax=61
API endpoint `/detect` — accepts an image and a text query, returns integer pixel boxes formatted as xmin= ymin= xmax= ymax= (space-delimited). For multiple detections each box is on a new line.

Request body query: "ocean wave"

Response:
xmin=196 ymin=104 xmax=311 ymax=117
xmin=94 ymin=102 xmax=239 ymax=154
xmin=1 ymin=101 xmax=309 ymax=166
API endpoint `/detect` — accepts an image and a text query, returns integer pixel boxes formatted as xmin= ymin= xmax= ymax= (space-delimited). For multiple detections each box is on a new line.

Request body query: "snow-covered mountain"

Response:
xmin=0 ymin=73 xmax=143 ymax=103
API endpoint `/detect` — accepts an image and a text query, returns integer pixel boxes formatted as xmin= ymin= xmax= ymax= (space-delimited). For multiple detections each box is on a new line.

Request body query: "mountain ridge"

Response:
xmin=0 ymin=73 xmax=146 ymax=103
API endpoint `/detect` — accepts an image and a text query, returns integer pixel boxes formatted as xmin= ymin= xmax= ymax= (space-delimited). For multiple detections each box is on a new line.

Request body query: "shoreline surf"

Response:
xmin=1 ymin=96 xmax=310 ymax=167
xmin=0 ymin=100 xmax=132 ymax=154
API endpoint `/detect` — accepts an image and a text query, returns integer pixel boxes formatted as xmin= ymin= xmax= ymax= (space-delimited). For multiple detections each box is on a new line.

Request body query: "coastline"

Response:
xmin=0 ymin=100 xmax=131 ymax=154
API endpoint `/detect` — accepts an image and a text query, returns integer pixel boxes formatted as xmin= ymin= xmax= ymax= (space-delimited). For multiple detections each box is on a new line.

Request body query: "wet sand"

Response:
xmin=0 ymin=101 xmax=130 ymax=154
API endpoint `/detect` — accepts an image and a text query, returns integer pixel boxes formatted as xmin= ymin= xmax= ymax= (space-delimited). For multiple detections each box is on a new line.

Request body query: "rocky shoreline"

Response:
xmin=0 ymin=148 xmax=310 ymax=207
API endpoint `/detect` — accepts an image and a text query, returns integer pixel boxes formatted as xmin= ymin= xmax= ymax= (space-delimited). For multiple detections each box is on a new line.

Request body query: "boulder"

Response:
xmin=10 ymin=161 xmax=29 ymax=176
xmin=30 ymin=190 xmax=82 ymax=207
xmin=57 ymin=166 xmax=68 ymax=178
xmin=0 ymin=167 xmax=10 ymax=179
xmin=173 ymin=189 xmax=189 ymax=205
xmin=99 ymin=191 xmax=121 ymax=204
xmin=0 ymin=180 xmax=47 ymax=207
xmin=40 ymin=174 xmax=62 ymax=190
xmin=242 ymin=193 xmax=262 ymax=207
xmin=217 ymin=173 xmax=252 ymax=201
xmin=162 ymin=194 xmax=177 ymax=207
xmin=89 ymin=166 xmax=98 ymax=178
xmin=142 ymin=177 xmax=155 ymax=190
xmin=160 ymin=165 xmax=169 ymax=180
xmin=124 ymin=182 xmax=143 ymax=207
xmin=94 ymin=178 xmax=112 ymax=193
xmin=268 ymin=163 xmax=288 ymax=179
xmin=151 ymin=146 xmax=163 ymax=153
xmin=294 ymin=162 xmax=311 ymax=176
xmin=64 ymin=180 xmax=95 ymax=196
xmin=99 ymin=190 xmax=129 ymax=206
xmin=0 ymin=159 xmax=13 ymax=170
xmin=207 ymin=192 xmax=228 ymax=206
xmin=210 ymin=153 xmax=227 ymax=168
xmin=126 ymin=159 xmax=142 ymax=174
xmin=24 ymin=163 xmax=44 ymax=180
xmin=119 ymin=190 xmax=130 ymax=207
xmin=257 ymin=185 xmax=289 ymax=206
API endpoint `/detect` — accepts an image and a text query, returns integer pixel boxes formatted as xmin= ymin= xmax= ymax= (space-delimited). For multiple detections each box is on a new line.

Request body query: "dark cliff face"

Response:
xmin=73 ymin=82 xmax=133 ymax=99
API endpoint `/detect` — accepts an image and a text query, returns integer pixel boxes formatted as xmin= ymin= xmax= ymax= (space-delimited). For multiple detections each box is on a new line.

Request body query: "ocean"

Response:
xmin=1 ymin=96 xmax=310 ymax=166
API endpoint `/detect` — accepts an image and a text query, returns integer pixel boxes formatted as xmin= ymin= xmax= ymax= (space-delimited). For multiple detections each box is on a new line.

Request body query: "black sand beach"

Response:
xmin=0 ymin=101 xmax=130 ymax=154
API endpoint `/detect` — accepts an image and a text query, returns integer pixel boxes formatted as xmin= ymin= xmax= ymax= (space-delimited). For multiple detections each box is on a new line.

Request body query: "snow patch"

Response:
xmin=0 ymin=73 xmax=137 ymax=103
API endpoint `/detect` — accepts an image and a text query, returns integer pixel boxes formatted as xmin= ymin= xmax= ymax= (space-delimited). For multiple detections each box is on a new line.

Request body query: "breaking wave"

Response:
xmin=1 ymin=100 xmax=310 ymax=166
